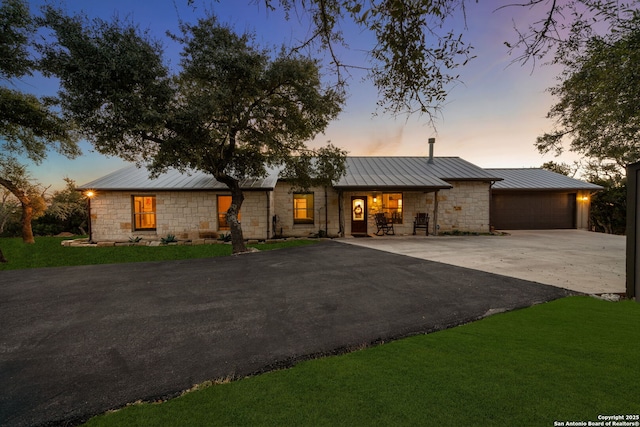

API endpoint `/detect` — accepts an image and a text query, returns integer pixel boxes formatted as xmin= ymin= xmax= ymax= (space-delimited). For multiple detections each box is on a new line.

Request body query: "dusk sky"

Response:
xmin=16 ymin=0 xmax=578 ymax=190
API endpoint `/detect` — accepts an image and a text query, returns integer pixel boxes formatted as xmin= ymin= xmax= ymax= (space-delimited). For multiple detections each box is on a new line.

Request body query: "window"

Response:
xmin=382 ymin=193 xmax=403 ymax=223
xmin=133 ymin=196 xmax=156 ymax=230
xmin=217 ymin=195 xmax=240 ymax=230
xmin=293 ymin=193 xmax=314 ymax=224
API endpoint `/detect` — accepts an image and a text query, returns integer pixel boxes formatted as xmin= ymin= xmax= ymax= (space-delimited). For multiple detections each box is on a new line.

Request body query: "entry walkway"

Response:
xmin=339 ymin=230 xmax=625 ymax=294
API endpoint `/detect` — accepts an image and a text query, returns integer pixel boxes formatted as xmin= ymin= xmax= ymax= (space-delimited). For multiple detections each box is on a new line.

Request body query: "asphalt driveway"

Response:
xmin=1 ymin=241 xmax=573 ymax=427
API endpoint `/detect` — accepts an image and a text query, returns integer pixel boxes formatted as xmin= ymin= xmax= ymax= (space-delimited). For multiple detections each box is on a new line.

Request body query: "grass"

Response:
xmin=82 ymin=296 xmax=640 ymax=427
xmin=0 ymin=236 xmax=318 ymax=270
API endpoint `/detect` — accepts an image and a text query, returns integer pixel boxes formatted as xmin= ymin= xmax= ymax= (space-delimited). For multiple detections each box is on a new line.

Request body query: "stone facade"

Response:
xmin=272 ymin=183 xmax=341 ymax=238
xmin=90 ymin=190 xmax=272 ymax=242
xmin=341 ymin=181 xmax=491 ymax=236
xmin=429 ymin=181 xmax=491 ymax=233
xmin=576 ymin=190 xmax=592 ymax=230
xmin=88 ymin=181 xmax=492 ymax=242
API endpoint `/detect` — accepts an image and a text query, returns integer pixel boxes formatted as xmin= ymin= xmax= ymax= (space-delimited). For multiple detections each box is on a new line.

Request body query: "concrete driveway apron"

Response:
xmin=339 ymin=230 xmax=625 ymax=294
xmin=1 ymin=241 xmax=573 ymax=427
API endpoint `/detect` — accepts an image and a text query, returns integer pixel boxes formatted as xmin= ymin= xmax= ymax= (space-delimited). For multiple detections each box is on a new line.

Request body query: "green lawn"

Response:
xmin=0 ymin=236 xmax=318 ymax=270
xmin=83 ymin=296 xmax=640 ymax=427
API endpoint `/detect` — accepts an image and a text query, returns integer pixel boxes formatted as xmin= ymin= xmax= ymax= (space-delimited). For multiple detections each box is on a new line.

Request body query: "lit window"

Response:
xmin=293 ymin=193 xmax=314 ymax=224
xmin=382 ymin=193 xmax=403 ymax=224
xmin=133 ymin=196 xmax=156 ymax=230
xmin=218 ymin=195 xmax=240 ymax=230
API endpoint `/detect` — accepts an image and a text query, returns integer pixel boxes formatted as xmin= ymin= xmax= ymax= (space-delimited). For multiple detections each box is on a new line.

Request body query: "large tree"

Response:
xmin=42 ymin=10 xmax=345 ymax=253
xmin=535 ymin=15 xmax=640 ymax=169
xmin=0 ymin=0 xmax=79 ymax=246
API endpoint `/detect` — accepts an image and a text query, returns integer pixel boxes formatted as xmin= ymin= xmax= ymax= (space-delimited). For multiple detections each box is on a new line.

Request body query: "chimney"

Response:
xmin=428 ymin=138 xmax=435 ymax=164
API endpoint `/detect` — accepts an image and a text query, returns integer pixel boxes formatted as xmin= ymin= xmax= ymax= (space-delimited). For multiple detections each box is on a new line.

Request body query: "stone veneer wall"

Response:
xmin=90 ymin=190 xmax=272 ymax=242
xmin=428 ymin=181 xmax=491 ymax=233
xmin=89 ymin=181 xmax=491 ymax=241
xmin=576 ymin=190 xmax=591 ymax=230
xmin=272 ymin=183 xmax=341 ymax=237
xmin=341 ymin=181 xmax=491 ymax=235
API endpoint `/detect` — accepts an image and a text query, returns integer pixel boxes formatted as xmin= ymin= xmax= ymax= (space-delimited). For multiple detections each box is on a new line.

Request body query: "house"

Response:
xmin=78 ymin=147 xmax=602 ymax=242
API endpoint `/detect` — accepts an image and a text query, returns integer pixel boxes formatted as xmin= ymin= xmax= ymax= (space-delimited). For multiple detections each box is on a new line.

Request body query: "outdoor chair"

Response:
xmin=413 ymin=213 xmax=429 ymax=235
xmin=374 ymin=213 xmax=395 ymax=236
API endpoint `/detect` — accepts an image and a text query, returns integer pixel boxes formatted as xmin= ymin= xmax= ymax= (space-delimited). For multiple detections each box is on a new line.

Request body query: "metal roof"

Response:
xmin=77 ymin=165 xmax=279 ymax=191
xmin=485 ymin=168 xmax=604 ymax=191
xmin=79 ymin=157 xmax=505 ymax=192
xmin=334 ymin=157 xmax=502 ymax=189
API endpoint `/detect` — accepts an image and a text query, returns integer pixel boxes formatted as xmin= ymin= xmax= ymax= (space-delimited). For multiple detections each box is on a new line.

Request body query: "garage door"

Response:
xmin=491 ymin=192 xmax=576 ymax=229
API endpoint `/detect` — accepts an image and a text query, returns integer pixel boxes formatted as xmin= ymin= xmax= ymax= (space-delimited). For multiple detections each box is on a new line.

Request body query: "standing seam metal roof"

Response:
xmin=334 ymin=157 xmax=502 ymax=189
xmin=485 ymin=168 xmax=604 ymax=190
xmin=79 ymin=157 xmax=505 ymax=191
xmin=77 ymin=165 xmax=279 ymax=191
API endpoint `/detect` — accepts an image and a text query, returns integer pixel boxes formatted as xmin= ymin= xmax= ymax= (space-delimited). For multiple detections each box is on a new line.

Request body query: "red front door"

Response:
xmin=351 ymin=196 xmax=367 ymax=234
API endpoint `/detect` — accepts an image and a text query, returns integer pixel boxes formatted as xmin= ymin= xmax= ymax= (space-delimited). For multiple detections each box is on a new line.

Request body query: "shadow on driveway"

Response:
xmin=0 ymin=241 xmax=574 ymax=426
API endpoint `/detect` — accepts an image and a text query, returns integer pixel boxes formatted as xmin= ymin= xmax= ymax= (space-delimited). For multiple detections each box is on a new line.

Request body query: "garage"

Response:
xmin=485 ymin=168 xmax=603 ymax=230
xmin=491 ymin=191 xmax=576 ymax=229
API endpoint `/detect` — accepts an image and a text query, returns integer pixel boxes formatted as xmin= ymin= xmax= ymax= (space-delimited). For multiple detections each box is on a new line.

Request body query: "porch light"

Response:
xmin=580 ymin=195 xmax=589 ymax=201
xmin=373 ymin=194 xmax=377 ymax=203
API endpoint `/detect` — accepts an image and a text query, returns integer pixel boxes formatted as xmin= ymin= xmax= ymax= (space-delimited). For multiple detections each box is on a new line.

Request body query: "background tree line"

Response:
xmin=0 ymin=178 xmax=88 ymax=238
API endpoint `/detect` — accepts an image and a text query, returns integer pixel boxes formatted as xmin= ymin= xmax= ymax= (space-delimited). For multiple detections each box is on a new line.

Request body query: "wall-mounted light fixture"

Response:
xmin=373 ymin=194 xmax=378 ymax=203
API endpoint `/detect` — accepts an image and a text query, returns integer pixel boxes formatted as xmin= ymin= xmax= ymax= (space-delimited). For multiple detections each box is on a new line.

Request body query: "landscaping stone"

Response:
xmin=97 ymin=242 xmax=115 ymax=247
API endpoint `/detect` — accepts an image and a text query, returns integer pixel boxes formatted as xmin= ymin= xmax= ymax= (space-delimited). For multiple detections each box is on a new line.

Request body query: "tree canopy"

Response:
xmin=535 ymin=15 xmax=640 ymax=169
xmin=223 ymin=0 xmax=475 ymax=119
xmin=0 ymin=0 xmax=79 ymax=245
xmin=202 ymin=1 xmax=638 ymax=120
xmin=42 ymin=10 xmax=345 ymax=253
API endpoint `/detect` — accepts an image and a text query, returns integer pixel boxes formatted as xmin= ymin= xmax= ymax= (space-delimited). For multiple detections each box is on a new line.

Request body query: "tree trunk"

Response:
xmin=217 ymin=174 xmax=247 ymax=254
xmin=21 ymin=200 xmax=35 ymax=244
xmin=0 ymin=248 xmax=7 ymax=263
xmin=0 ymin=177 xmax=35 ymax=244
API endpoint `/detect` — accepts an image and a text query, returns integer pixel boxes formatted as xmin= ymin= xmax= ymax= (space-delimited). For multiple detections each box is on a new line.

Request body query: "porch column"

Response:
xmin=433 ymin=189 xmax=439 ymax=236
xmin=338 ymin=190 xmax=344 ymax=237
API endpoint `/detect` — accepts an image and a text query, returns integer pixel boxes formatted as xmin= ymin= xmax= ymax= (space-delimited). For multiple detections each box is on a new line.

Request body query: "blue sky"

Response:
xmin=15 ymin=0 xmax=578 ymax=190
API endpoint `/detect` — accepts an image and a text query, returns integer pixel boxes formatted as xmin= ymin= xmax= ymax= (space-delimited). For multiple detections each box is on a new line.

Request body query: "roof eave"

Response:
xmin=333 ymin=184 xmax=453 ymax=191
xmin=492 ymin=187 xmax=603 ymax=192
xmin=442 ymin=177 xmax=504 ymax=182
xmin=76 ymin=186 xmax=276 ymax=192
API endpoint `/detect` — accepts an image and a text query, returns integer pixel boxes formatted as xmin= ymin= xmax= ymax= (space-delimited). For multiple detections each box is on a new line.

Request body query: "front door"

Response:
xmin=351 ymin=196 xmax=367 ymax=234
